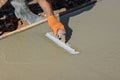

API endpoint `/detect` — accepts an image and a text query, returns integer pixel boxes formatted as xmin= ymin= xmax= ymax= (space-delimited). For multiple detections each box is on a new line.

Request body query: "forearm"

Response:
xmin=36 ymin=0 xmax=65 ymax=36
xmin=37 ymin=0 xmax=54 ymax=17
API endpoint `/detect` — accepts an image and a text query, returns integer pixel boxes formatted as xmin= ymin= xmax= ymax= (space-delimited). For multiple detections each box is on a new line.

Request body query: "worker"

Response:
xmin=37 ymin=0 xmax=65 ymax=37
xmin=0 ymin=0 xmax=66 ymax=37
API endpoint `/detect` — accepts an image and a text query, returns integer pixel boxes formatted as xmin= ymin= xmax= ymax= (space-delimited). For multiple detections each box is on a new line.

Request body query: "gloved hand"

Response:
xmin=47 ymin=15 xmax=65 ymax=37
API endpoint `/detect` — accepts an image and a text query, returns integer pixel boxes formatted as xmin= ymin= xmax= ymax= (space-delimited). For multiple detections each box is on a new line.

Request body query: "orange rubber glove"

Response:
xmin=47 ymin=15 xmax=65 ymax=36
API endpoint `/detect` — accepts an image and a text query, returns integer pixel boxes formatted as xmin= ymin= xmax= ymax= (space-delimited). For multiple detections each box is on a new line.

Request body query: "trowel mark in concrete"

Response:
xmin=0 ymin=52 xmax=7 ymax=63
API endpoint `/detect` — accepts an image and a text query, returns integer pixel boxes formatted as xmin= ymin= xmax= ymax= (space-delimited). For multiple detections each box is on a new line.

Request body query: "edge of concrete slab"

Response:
xmin=0 ymin=0 xmax=98 ymax=40
xmin=0 ymin=18 xmax=47 ymax=40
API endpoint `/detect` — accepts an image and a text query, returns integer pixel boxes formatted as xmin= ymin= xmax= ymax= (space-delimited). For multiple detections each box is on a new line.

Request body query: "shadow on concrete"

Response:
xmin=59 ymin=1 xmax=96 ymax=43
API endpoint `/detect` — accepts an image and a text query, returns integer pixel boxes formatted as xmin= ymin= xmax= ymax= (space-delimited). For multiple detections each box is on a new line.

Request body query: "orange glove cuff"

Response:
xmin=47 ymin=15 xmax=64 ymax=36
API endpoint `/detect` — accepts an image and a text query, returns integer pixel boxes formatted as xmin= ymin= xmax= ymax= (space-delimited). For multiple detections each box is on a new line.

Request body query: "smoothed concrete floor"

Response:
xmin=0 ymin=0 xmax=120 ymax=80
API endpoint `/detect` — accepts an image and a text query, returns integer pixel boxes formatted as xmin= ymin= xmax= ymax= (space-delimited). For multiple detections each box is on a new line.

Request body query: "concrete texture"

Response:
xmin=0 ymin=0 xmax=120 ymax=80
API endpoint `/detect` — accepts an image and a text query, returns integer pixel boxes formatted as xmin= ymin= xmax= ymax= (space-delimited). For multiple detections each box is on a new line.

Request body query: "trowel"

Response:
xmin=45 ymin=29 xmax=79 ymax=54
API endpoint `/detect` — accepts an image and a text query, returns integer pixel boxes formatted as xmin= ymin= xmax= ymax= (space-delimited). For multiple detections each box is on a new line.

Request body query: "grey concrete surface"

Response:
xmin=0 ymin=0 xmax=120 ymax=80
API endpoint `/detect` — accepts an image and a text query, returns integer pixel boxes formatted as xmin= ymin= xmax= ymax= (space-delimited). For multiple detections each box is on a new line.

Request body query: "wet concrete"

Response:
xmin=0 ymin=0 xmax=120 ymax=80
